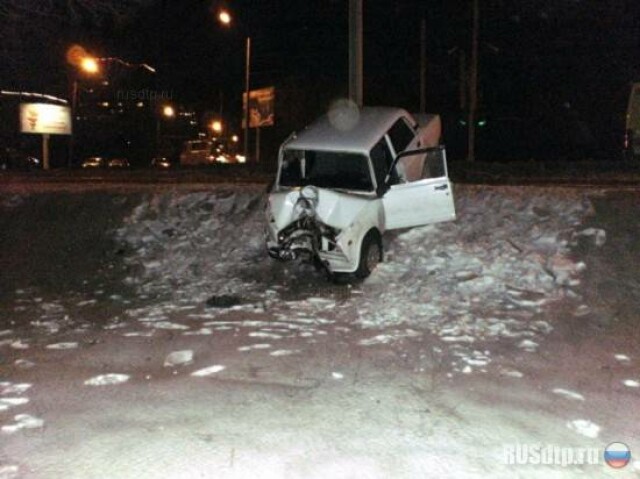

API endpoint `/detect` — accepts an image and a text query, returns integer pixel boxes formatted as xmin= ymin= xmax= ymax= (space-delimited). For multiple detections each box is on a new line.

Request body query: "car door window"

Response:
xmin=387 ymin=118 xmax=415 ymax=154
xmin=395 ymin=147 xmax=448 ymax=183
xmin=371 ymin=139 xmax=399 ymax=188
xmin=422 ymin=149 xmax=447 ymax=178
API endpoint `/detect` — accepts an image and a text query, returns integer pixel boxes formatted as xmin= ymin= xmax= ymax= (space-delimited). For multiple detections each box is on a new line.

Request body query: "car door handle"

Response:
xmin=435 ymin=184 xmax=448 ymax=191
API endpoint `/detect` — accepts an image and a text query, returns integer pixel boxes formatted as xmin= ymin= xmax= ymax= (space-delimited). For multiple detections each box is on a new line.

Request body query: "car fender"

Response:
xmin=335 ymin=199 xmax=384 ymax=271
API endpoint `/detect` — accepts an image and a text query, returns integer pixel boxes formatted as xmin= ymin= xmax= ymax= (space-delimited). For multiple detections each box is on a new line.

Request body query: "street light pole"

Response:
xmin=468 ymin=0 xmax=480 ymax=162
xmin=69 ymin=77 xmax=79 ymax=168
xmin=348 ymin=0 xmax=363 ymax=107
xmin=244 ymin=36 xmax=251 ymax=162
xmin=67 ymin=49 xmax=155 ymax=167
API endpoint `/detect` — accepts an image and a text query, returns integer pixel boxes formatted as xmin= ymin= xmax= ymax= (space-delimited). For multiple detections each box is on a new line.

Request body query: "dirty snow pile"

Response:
xmin=115 ymin=186 xmax=267 ymax=303
xmin=361 ymin=185 xmax=601 ymax=366
xmin=116 ymin=185 xmax=602 ymax=371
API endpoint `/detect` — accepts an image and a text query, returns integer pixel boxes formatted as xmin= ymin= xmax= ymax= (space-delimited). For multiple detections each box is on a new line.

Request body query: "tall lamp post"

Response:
xmin=68 ymin=47 xmax=157 ymax=167
xmin=69 ymin=56 xmax=99 ymax=167
xmin=217 ymin=9 xmax=251 ymax=163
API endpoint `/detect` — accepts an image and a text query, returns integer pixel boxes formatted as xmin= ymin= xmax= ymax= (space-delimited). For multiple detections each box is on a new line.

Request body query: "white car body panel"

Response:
xmin=383 ymin=177 xmax=455 ymax=230
xmin=266 ymin=107 xmax=457 ymax=276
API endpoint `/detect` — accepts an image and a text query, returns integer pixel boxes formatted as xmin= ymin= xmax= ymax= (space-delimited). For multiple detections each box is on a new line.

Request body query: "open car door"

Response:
xmin=382 ymin=146 xmax=456 ymax=230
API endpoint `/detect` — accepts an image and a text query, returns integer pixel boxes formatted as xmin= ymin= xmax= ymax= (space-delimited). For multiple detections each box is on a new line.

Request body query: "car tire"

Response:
xmin=355 ymin=230 xmax=383 ymax=279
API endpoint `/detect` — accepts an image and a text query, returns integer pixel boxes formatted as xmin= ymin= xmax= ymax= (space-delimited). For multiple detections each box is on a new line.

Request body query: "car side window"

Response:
xmin=387 ymin=118 xmax=415 ymax=154
xmin=370 ymin=139 xmax=398 ymax=189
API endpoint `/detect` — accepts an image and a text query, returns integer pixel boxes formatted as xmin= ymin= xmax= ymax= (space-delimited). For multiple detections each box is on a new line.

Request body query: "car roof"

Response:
xmin=285 ymin=107 xmax=414 ymax=155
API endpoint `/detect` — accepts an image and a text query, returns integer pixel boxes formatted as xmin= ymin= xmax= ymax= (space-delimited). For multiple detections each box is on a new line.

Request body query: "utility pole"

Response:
xmin=420 ymin=17 xmax=427 ymax=113
xmin=459 ymin=50 xmax=467 ymax=111
xmin=348 ymin=0 xmax=363 ymax=107
xmin=468 ymin=0 xmax=479 ymax=162
xmin=244 ymin=36 xmax=251 ymax=162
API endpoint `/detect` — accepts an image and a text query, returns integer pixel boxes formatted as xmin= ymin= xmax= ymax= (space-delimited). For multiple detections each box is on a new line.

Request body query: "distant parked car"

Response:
xmin=1 ymin=148 xmax=41 ymax=171
xmin=107 ymin=158 xmax=130 ymax=169
xmin=179 ymin=140 xmax=215 ymax=166
xmin=81 ymin=157 xmax=106 ymax=169
xmin=151 ymin=156 xmax=172 ymax=169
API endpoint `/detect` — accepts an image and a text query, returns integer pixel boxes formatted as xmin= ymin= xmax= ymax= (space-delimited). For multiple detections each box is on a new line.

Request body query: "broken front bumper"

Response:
xmin=266 ymin=218 xmax=357 ymax=273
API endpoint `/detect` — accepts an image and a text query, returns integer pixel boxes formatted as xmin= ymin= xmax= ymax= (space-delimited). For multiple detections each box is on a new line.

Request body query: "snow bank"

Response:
xmin=362 ymin=186 xmax=591 ymax=325
xmin=116 ymin=185 xmax=595 ymax=372
xmin=115 ymin=186 xmax=267 ymax=303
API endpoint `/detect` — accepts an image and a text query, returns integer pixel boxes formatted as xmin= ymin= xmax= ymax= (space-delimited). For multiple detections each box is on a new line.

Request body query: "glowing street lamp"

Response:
xmin=67 ymin=45 xmax=158 ymax=167
xmin=211 ymin=120 xmax=223 ymax=135
xmin=218 ymin=10 xmax=232 ymax=25
xmin=80 ymin=57 xmax=100 ymax=74
xmin=162 ymin=105 xmax=175 ymax=118
xmin=217 ymin=9 xmax=251 ymax=162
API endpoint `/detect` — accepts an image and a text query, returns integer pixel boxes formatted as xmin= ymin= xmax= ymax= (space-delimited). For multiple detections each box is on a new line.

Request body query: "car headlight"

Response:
xmin=294 ymin=186 xmax=319 ymax=217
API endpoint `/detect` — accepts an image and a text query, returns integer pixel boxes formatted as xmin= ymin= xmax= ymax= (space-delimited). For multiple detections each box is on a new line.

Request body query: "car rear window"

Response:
xmin=388 ymin=118 xmax=415 ymax=154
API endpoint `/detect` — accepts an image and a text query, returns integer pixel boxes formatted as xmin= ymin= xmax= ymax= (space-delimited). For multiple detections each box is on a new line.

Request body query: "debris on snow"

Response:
xmin=0 ymin=465 xmax=19 ymax=478
xmin=10 ymin=340 xmax=29 ymax=350
xmin=359 ymin=330 xmax=421 ymax=346
xmin=205 ymin=294 xmax=243 ymax=308
xmin=13 ymin=359 xmax=35 ymax=369
xmin=574 ymin=227 xmax=606 ymax=247
xmin=552 ymin=388 xmax=585 ymax=401
xmin=270 ymin=349 xmax=301 ymax=357
xmin=84 ymin=374 xmax=130 ymax=386
xmin=191 ymin=365 xmax=226 ymax=377
xmin=1 ymin=414 xmax=44 ymax=434
xmin=499 ymin=368 xmax=524 ymax=378
xmin=566 ymin=419 xmax=600 ymax=438
xmin=0 ymin=398 xmax=29 ymax=406
xmin=1 ymin=383 xmax=31 ymax=395
xmin=142 ymin=321 xmax=189 ymax=331
xmin=164 ymin=350 xmax=194 ymax=367
xmin=237 ymin=343 xmax=272 ymax=352
xmin=249 ymin=331 xmax=283 ymax=339
xmin=122 ymin=331 xmax=155 ymax=337
xmin=572 ymin=305 xmax=592 ymax=317
xmin=45 ymin=342 xmax=78 ymax=350
xmin=518 ymin=339 xmax=539 ymax=352
xmin=182 ymin=328 xmax=213 ymax=336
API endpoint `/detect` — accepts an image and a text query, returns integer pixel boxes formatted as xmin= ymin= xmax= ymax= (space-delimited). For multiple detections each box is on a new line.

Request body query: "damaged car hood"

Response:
xmin=269 ymin=188 xmax=374 ymax=231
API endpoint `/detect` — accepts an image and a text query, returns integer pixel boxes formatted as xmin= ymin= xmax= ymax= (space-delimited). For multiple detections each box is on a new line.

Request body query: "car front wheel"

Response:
xmin=355 ymin=230 xmax=383 ymax=279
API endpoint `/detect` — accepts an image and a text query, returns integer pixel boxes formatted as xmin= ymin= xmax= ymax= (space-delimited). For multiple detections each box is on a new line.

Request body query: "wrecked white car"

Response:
xmin=265 ymin=106 xmax=456 ymax=279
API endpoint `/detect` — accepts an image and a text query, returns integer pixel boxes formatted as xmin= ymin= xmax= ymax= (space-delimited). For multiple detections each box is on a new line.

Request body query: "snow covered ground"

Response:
xmin=1 ymin=184 xmax=639 ymax=478
xmin=114 ymin=185 xmax=598 ymax=373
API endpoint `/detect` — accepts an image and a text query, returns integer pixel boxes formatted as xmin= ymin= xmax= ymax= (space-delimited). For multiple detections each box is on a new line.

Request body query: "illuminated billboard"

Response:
xmin=243 ymin=87 xmax=275 ymax=128
xmin=20 ymin=103 xmax=72 ymax=135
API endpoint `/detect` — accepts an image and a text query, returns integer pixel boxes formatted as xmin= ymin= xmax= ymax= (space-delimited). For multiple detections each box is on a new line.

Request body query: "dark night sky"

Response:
xmin=118 ymin=0 xmax=640 ymax=155
xmin=2 ymin=0 xmax=639 ymax=159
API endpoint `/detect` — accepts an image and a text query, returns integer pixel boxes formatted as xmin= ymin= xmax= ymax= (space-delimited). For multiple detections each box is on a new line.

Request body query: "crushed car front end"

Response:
xmin=266 ymin=186 xmax=381 ymax=274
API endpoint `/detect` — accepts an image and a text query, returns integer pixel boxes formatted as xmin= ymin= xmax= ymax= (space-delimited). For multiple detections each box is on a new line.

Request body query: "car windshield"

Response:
xmin=279 ymin=149 xmax=373 ymax=191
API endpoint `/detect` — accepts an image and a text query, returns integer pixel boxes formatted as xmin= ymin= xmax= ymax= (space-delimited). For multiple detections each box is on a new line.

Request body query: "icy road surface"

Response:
xmin=0 ymin=185 xmax=639 ymax=478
